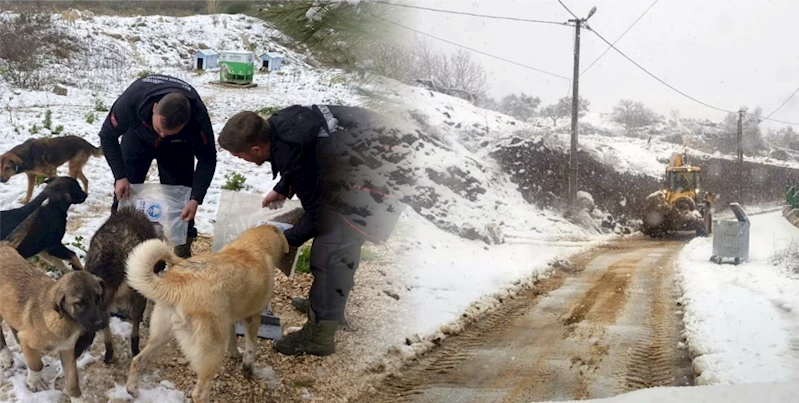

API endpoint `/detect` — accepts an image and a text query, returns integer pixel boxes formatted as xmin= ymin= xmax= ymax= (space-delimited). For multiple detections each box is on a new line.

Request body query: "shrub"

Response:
xmin=136 ymin=70 xmax=153 ymax=80
xmin=221 ymin=171 xmax=249 ymax=191
xmin=295 ymin=245 xmax=311 ymax=274
xmin=43 ymin=109 xmax=52 ymax=129
xmin=255 ymin=106 xmax=282 ymax=116
xmin=94 ymin=97 xmax=108 ymax=112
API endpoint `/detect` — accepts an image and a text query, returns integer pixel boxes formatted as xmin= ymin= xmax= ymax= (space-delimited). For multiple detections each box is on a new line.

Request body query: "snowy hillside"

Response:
xmin=0 ymin=11 xmax=618 ymax=249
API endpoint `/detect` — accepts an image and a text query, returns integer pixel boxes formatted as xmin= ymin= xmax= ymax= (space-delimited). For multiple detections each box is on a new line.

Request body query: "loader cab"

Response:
xmin=667 ymin=169 xmax=699 ymax=194
xmin=664 ymin=165 xmax=705 ymax=205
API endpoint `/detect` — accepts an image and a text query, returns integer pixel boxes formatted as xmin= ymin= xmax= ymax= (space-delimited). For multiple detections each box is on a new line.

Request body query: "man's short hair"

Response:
xmin=218 ymin=111 xmax=270 ymax=153
xmin=156 ymin=93 xmax=191 ymax=130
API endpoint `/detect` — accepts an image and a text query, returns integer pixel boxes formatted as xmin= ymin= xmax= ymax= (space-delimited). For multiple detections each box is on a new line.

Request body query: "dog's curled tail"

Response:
xmin=126 ymin=239 xmax=184 ymax=305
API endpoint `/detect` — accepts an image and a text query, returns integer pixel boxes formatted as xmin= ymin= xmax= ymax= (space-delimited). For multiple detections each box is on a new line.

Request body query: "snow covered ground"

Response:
xmin=677 ymin=209 xmax=799 ymax=386
xmin=555 ymin=382 xmax=799 ymax=403
xmin=399 ymin=209 xmax=614 ymax=337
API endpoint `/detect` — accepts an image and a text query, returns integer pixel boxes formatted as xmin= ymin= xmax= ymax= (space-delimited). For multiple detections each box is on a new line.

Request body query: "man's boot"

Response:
xmin=173 ymin=238 xmax=193 ymax=258
xmin=174 ymin=226 xmax=197 ymax=259
xmin=274 ymin=308 xmax=337 ymax=356
xmin=291 ymin=297 xmax=351 ymax=329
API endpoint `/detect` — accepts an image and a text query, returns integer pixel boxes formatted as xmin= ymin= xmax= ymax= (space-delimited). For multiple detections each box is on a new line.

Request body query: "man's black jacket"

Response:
xmin=267 ymin=105 xmax=405 ymax=247
xmin=98 ymin=74 xmax=217 ymax=204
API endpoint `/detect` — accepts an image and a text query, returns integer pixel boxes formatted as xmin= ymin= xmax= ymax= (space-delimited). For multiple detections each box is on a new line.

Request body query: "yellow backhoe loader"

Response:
xmin=642 ymin=152 xmax=713 ymax=237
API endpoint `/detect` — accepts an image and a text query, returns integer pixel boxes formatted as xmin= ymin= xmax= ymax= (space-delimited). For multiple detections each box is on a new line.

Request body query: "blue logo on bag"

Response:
xmin=147 ymin=203 xmax=163 ymax=220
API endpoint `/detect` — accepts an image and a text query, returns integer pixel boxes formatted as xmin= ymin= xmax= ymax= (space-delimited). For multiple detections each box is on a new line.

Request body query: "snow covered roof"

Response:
xmin=195 ymin=49 xmax=217 ymax=56
xmin=260 ymin=52 xmax=283 ymax=59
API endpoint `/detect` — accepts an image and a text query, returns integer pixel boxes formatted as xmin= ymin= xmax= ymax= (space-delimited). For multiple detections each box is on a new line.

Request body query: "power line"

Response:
xmin=765 ymin=86 xmax=799 ymax=120
xmin=580 ymin=0 xmax=660 ymax=76
xmin=556 ymin=0 xmax=579 ymax=20
xmin=382 ymin=0 xmax=799 ymax=126
xmin=372 ymin=0 xmax=569 ymax=26
xmin=373 ymin=15 xmax=571 ymax=81
xmin=584 ymin=23 xmax=799 ymax=125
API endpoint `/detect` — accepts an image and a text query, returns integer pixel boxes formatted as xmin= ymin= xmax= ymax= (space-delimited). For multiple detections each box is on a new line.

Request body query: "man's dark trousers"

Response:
xmin=308 ymin=217 xmax=365 ymax=323
xmin=109 ymin=130 xmax=197 ymax=241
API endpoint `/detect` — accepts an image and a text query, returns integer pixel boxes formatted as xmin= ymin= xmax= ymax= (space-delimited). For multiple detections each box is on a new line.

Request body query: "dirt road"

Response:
xmin=360 ymin=236 xmax=695 ymax=403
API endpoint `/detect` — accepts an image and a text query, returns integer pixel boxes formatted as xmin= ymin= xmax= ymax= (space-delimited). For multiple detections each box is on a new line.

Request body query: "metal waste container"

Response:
xmin=710 ymin=202 xmax=750 ymax=265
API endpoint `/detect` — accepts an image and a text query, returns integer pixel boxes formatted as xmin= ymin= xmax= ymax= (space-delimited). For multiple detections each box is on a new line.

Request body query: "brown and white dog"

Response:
xmin=0 ymin=243 xmax=107 ymax=403
xmin=0 ymin=135 xmax=102 ymax=204
xmin=124 ymin=224 xmax=289 ymax=403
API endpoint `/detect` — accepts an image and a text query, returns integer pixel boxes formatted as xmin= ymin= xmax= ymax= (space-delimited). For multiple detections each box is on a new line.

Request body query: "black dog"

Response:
xmin=0 ymin=176 xmax=81 ymax=240
xmin=77 ymin=206 xmax=165 ymax=363
xmin=3 ymin=176 xmax=87 ymax=271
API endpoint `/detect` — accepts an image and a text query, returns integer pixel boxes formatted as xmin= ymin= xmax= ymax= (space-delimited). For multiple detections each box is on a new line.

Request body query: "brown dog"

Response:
xmin=0 ymin=135 xmax=102 ymax=204
xmin=124 ymin=224 xmax=289 ymax=403
xmin=0 ymin=243 xmax=107 ymax=402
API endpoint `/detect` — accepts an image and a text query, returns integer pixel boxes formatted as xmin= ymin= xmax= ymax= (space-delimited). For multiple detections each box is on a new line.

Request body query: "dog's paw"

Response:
xmin=242 ymin=362 xmax=254 ymax=378
xmin=126 ymin=385 xmax=139 ymax=399
xmin=0 ymin=348 xmax=14 ymax=369
xmin=69 ymin=395 xmax=87 ymax=403
xmin=103 ymin=347 xmax=116 ymax=365
xmin=228 ymin=346 xmax=242 ymax=360
xmin=26 ymin=370 xmax=47 ymax=392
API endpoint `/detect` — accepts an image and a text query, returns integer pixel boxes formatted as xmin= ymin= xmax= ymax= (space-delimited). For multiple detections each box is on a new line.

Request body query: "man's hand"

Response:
xmin=114 ymin=178 xmax=131 ymax=201
xmin=181 ymin=199 xmax=199 ymax=221
xmin=262 ymin=190 xmax=287 ymax=209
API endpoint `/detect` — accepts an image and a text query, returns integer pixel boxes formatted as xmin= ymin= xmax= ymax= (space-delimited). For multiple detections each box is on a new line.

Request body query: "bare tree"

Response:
xmin=206 ymin=0 xmax=219 ymax=14
xmin=720 ymin=106 xmax=766 ymax=155
xmin=540 ymin=96 xmax=589 ymax=126
xmin=499 ymin=93 xmax=540 ymax=122
xmin=366 ymin=42 xmax=415 ymax=83
xmin=442 ymin=49 xmax=488 ymax=99
xmin=611 ymin=99 xmax=660 ymax=134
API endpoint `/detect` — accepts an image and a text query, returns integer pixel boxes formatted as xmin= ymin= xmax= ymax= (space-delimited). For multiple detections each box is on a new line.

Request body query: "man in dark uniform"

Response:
xmin=218 ymin=105 xmax=405 ymax=356
xmin=98 ymin=74 xmax=217 ymax=257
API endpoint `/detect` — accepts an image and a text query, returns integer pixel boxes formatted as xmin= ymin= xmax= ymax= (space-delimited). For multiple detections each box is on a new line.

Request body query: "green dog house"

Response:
xmin=219 ymin=51 xmax=255 ymax=85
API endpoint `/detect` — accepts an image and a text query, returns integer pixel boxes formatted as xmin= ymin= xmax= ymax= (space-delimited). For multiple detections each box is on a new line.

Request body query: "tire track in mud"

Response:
xmin=356 ymin=237 xmax=694 ymax=403
xmin=622 ymin=244 xmax=694 ymax=392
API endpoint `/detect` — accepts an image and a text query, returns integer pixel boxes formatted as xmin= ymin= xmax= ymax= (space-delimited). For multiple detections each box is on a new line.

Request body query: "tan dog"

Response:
xmin=124 ymin=224 xmax=289 ymax=403
xmin=60 ymin=9 xmax=79 ymax=25
xmin=0 ymin=135 xmax=102 ymax=204
xmin=0 ymin=244 xmax=107 ymax=403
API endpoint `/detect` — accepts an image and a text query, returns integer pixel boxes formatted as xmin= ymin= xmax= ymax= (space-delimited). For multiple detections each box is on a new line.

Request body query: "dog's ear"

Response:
xmin=95 ymin=277 xmax=105 ymax=292
xmin=53 ymin=286 xmax=67 ymax=319
xmin=9 ymin=154 xmax=22 ymax=173
xmin=152 ymin=222 xmax=166 ymax=240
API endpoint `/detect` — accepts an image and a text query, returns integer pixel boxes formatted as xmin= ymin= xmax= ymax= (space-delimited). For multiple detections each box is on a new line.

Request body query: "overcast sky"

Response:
xmin=400 ymin=0 xmax=799 ymax=130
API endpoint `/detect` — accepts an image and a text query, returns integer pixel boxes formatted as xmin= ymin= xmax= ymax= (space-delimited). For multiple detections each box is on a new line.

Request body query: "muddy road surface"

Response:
xmin=361 ymin=236 xmax=695 ymax=403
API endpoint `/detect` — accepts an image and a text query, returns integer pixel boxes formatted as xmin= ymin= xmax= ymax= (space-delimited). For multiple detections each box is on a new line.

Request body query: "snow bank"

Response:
xmin=555 ymin=382 xmax=799 ymax=403
xmin=676 ymin=211 xmax=799 ymax=385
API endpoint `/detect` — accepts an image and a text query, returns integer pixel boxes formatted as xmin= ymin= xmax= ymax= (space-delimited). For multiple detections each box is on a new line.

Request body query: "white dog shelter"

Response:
xmin=259 ymin=52 xmax=283 ymax=72
xmin=193 ymin=49 xmax=219 ymax=71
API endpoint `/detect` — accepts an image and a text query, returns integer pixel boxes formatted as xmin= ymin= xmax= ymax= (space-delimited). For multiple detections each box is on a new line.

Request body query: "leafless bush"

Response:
xmin=365 ymin=36 xmax=488 ymax=103
xmin=0 ymin=11 xmax=80 ymax=89
xmin=769 ymin=242 xmax=799 ymax=276
xmin=206 ymin=0 xmax=219 ymax=14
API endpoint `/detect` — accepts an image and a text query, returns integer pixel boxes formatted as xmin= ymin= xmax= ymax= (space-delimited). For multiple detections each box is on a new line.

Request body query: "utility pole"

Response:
xmin=567 ymin=6 xmax=597 ymax=213
xmin=737 ymin=109 xmax=745 ymax=201
xmin=737 ymin=109 xmax=744 ymax=164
